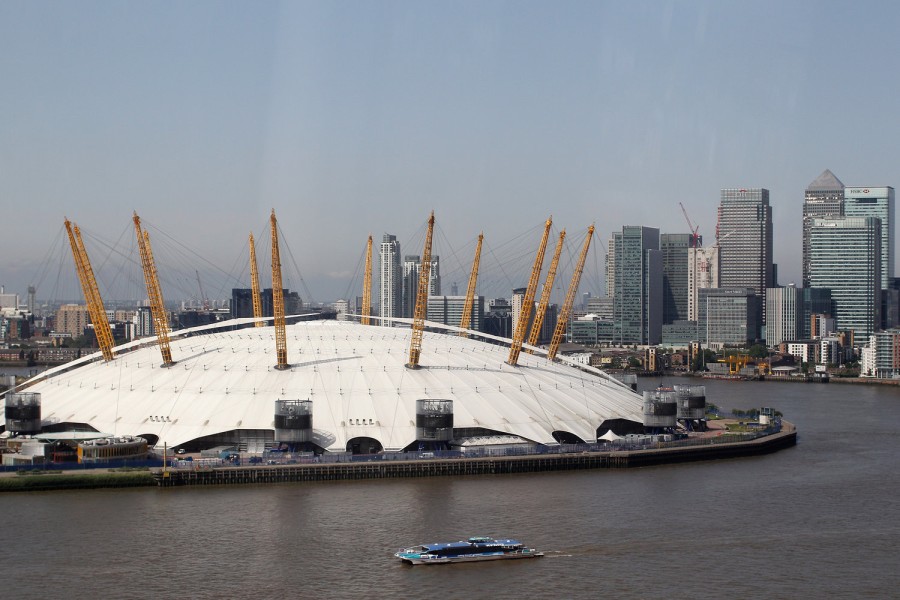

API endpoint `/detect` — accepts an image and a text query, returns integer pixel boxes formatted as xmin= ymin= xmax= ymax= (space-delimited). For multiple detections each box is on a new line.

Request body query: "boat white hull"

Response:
xmin=397 ymin=551 xmax=544 ymax=565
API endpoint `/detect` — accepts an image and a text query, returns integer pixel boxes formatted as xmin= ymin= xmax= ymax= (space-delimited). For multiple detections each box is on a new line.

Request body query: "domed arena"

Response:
xmin=19 ymin=317 xmax=644 ymax=454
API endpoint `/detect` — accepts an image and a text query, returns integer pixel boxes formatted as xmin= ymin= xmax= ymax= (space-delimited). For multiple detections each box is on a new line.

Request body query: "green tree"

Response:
xmin=748 ymin=344 xmax=768 ymax=359
xmin=691 ymin=349 xmax=716 ymax=371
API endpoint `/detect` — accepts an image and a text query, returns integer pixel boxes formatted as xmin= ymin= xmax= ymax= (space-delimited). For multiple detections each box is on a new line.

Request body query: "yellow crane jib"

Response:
xmin=548 ymin=224 xmax=594 ymax=361
xmin=270 ymin=210 xmax=288 ymax=369
xmin=249 ymin=232 xmax=264 ymax=327
xmin=527 ymin=229 xmax=565 ymax=352
xmin=407 ymin=212 xmax=435 ymax=369
xmin=508 ymin=216 xmax=552 ymax=366
xmin=458 ymin=232 xmax=484 ymax=338
xmin=64 ymin=219 xmax=115 ymax=362
xmin=362 ymin=235 xmax=373 ymax=326
xmin=133 ymin=213 xmax=174 ymax=367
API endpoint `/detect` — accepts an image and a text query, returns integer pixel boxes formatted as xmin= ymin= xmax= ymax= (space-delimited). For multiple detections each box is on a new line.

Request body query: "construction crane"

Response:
xmin=680 ymin=202 xmax=701 ymax=322
xmin=527 ymin=229 xmax=565 ymax=351
xmin=688 ymin=230 xmax=734 ymax=321
xmin=678 ymin=202 xmax=701 ymax=248
xmin=407 ymin=211 xmax=435 ymax=369
xmin=458 ymin=232 xmax=483 ymax=337
xmin=508 ymin=217 xmax=552 ymax=366
xmin=133 ymin=213 xmax=174 ymax=366
xmin=248 ymin=232 xmax=264 ymax=327
xmin=64 ymin=219 xmax=115 ymax=361
xmin=270 ymin=210 xmax=288 ymax=369
xmin=722 ymin=353 xmax=750 ymax=375
xmin=548 ymin=225 xmax=594 ymax=361
xmin=361 ymin=235 xmax=373 ymax=326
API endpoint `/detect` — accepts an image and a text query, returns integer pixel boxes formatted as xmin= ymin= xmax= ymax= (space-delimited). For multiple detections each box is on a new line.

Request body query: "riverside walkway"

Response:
xmin=152 ymin=421 xmax=796 ymax=488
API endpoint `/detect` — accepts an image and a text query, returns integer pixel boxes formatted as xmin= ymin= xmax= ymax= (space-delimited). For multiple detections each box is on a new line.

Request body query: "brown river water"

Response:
xmin=5 ymin=377 xmax=899 ymax=599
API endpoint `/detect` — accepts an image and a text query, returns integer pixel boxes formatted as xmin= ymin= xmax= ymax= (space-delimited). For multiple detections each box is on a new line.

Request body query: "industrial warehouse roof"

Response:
xmin=15 ymin=318 xmax=644 ymax=451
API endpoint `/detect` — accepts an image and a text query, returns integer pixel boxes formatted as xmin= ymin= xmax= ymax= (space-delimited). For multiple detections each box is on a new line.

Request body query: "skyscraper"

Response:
xmin=687 ymin=244 xmax=719 ymax=322
xmin=231 ymin=288 xmax=302 ymax=320
xmin=611 ymin=226 xmax=662 ymax=345
xmin=402 ymin=255 xmax=441 ymax=318
xmin=766 ymin=285 xmax=801 ymax=346
xmin=698 ymin=287 xmax=761 ymax=347
xmin=510 ymin=287 xmax=530 ymax=336
xmin=803 ymin=170 xmax=845 ymax=287
xmin=605 ymin=237 xmax=616 ymax=298
xmin=844 ymin=186 xmax=894 ymax=290
xmin=379 ymin=234 xmax=401 ymax=325
xmin=717 ymin=188 xmax=774 ymax=327
xmin=808 ymin=217 xmax=881 ymax=340
xmin=800 ymin=288 xmax=833 ymax=339
xmin=661 ymin=233 xmax=696 ymax=324
xmin=427 ymin=295 xmax=484 ymax=332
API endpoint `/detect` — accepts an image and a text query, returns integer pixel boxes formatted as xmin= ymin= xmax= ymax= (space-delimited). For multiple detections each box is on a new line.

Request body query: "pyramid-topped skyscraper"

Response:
xmin=803 ymin=170 xmax=844 ymax=287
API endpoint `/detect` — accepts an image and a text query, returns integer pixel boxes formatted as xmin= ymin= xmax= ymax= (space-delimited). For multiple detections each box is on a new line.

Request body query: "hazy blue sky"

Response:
xmin=2 ymin=1 xmax=899 ymax=304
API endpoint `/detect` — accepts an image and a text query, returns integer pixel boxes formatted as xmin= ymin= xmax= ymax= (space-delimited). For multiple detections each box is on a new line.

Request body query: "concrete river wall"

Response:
xmin=153 ymin=423 xmax=797 ymax=487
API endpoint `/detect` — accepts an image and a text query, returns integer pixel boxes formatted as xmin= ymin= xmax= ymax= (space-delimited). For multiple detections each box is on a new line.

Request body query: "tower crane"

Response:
xmin=548 ymin=225 xmax=594 ymax=361
xmin=678 ymin=202 xmax=701 ymax=248
xmin=527 ymin=229 xmax=565 ymax=351
xmin=680 ymin=202 xmax=701 ymax=323
xmin=407 ymin=211 xmax=435 ymax=369
xmin=64 ymin=219 xmax=115 ymax=361
xmin=458 ymin=232 xmax=483 ymax=337
xmin=133 ymin=213 xmax=174 ymax=366
xmin=248 ymin=232 xmax=263 ymax=327
xmin=270 ymin=210 xmax=288 ymax=369
xmin=687 ymin=230 xmax=733 ymax=321
xmin=362 ymin=235 xmax=373 ymax=326
xmin=508 ymin=217 xmax=552 ymax=366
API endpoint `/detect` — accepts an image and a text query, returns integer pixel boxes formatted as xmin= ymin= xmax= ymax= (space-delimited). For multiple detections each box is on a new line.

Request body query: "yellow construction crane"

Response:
xmin=64 ymin=219 xmax=115 ymax=362
xmin=270 ymin=210 xmax=288 ymax=369
xmin=722 ymin=354 xmax=750 ymax=374
xmin=362 ymin=235 xmax=373 ymax=326
xmin=407 ymin=211 xmax=435 ymax=369
xmin=508 ymin=217 xmax=552 ymax=366
xmin=548 ymin=225 xmax=594 ymax=361
xmin=527 ymin=229 xmax=565 ymax=351
xmin=248 ymin=232 xmax=263 ymax=327
xmin=458 ymin=232 xmax=483 ymax=337
xmin=133 ymin=213 xmax=174 ymax=366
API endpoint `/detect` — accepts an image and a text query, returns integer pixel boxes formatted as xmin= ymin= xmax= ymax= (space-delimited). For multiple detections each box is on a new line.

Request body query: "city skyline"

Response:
xmin=3 ymin=2 xmax=900 ymax=302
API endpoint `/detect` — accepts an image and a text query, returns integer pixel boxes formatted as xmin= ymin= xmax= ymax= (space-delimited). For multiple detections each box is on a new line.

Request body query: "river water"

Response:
xmin=5 ymin=378 xmax=899 ymax=599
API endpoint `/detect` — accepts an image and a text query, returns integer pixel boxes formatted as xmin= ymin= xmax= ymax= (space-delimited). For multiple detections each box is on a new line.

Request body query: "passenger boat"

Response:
xmin=395 ymin=536 xmax=543 ymax=565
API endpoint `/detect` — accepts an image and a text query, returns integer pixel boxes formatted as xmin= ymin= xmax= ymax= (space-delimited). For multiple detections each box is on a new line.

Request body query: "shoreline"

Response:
xmin=660 ymin=372 xmax=900 ymax=386
xmin=0 ymin=423 xmax=797 ymax=492
xmin=153 ymin=422 xmax=796 ymax=488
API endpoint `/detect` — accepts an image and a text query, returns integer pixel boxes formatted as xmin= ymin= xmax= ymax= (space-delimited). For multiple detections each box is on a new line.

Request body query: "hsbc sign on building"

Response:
xmin=844 ymin=185 xmax=895 ymax=292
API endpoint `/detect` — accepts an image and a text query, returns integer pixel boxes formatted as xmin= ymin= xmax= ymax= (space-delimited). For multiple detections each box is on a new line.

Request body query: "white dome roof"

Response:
xmin=20 ymin=319 xmax=643 ymax=451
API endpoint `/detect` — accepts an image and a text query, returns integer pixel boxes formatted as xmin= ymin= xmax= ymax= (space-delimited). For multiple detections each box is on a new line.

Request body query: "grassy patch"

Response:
xmin=0 ymin=471 xmax=155 ymax=492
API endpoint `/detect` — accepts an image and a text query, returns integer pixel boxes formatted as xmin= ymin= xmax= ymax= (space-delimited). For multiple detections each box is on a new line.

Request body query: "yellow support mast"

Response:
xmin=361 ymin=235 xmax=373 ymax=326
xmin=548 ymin=225 xmax=594 ymax=361
xmin=270 ymin=210 xmax=288 ymax=369
xmin=248 ymin=232 xmax=263 ymax=327
xmin=508 ymin=217 xmax=552 ymax=366
xmin=527 ymin=229 xmax=565 ymax=351
xmin=133 ymin=213 xmax=174 ymax=366
xmin=64 ymin=219 xmax=115 ymax=361
xmin=406 ymin=211 xmax=435 ymax=369
xmin=458 ymin=232 xmax=484 ymax=337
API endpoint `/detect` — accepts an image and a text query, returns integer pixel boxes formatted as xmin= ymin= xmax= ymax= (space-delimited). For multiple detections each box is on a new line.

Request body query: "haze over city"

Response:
xmin=3 ymin=1 xmax=900 ymax=303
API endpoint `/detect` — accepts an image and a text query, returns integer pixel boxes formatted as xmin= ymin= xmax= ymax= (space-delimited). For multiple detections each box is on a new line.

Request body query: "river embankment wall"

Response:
xmin=153 ymin=423 xmax=797 ymax=488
